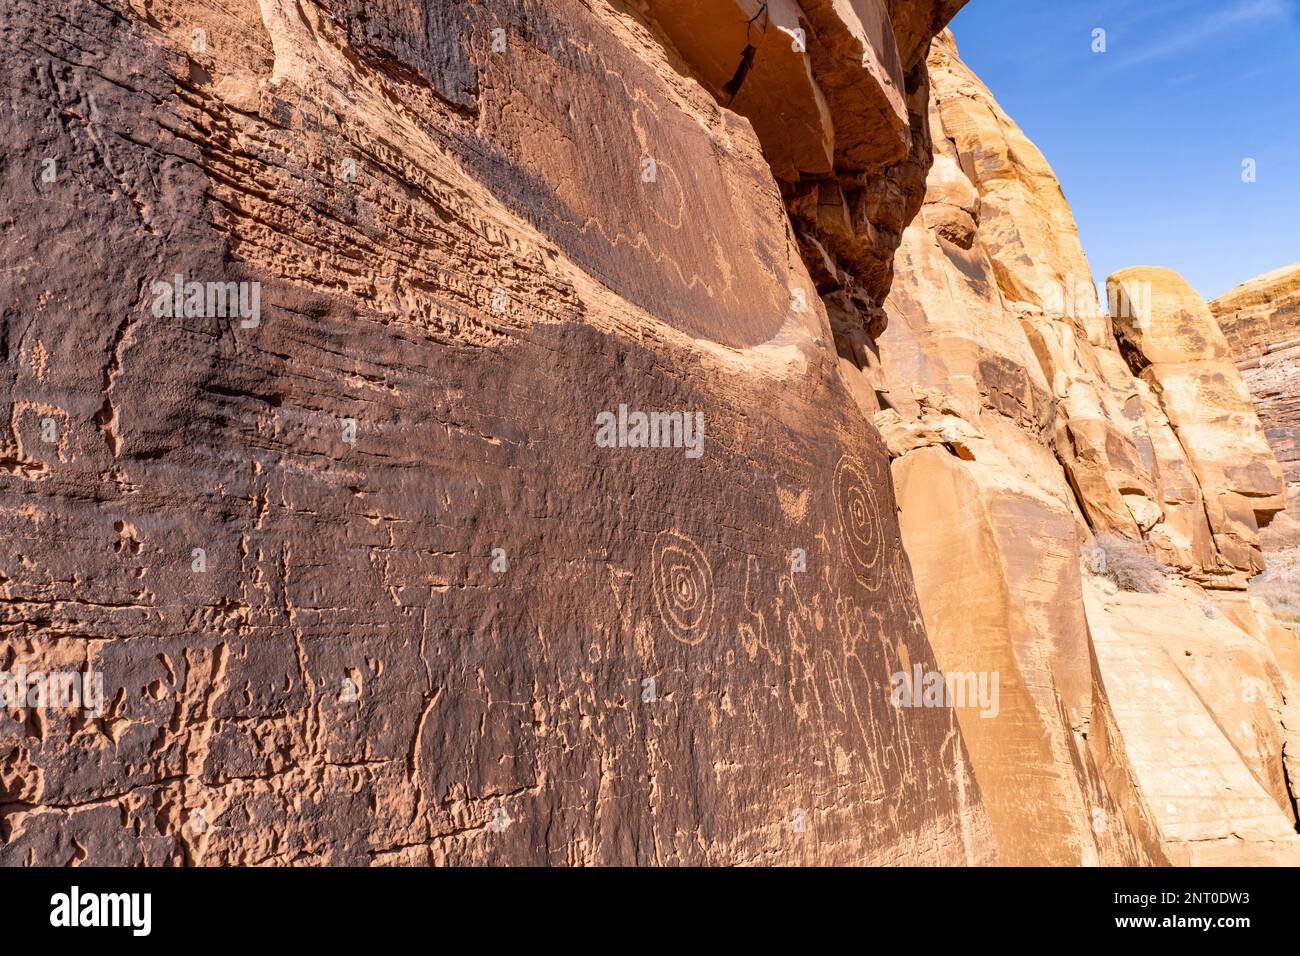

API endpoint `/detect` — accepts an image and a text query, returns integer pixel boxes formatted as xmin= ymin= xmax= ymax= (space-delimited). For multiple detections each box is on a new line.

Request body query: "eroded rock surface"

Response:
xmin=635 ymin=0 xmax=956 ymax=361
xmin=1110 ymin=266 xmax=1285 ymax=576
xmin=1212 ymin=264 xmax=1300 ymax=552
xmin=0 ymin=0 xmax=995 ymax=864
xmin=868 ymin=32 xmax=1300 ymax=865
xmin=2 ymin=1 xmax=1295 ymax=869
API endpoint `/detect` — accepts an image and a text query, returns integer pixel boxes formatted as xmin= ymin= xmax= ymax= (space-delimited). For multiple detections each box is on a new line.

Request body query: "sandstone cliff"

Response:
xmin=868 ymin=32 xmax=1300 ymax=865
xmin=1212 ymin=264 xmax=1300 ymax=554
xmin=0 ymin=0 xmax=997 ymax=864
xmin=1 ymin=1 xmax=1296 ymax=868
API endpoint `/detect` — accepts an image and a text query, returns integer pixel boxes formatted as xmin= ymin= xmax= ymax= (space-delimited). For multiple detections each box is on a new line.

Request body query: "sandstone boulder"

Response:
xmin=1111 ymin=267 xmax=1286 ymax=577
xmin=1083 ymin=578 xmax=1300 ymax=865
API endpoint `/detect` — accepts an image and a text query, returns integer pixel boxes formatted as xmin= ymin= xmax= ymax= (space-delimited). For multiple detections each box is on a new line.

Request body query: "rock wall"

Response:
xmin=1110 ymin=266 xmax=1287 ymax=575
xmin=2 ymin=0 xmax=1296 ymax=868
xmin=1211 ymin=265 xmax=1300 ymax=552
xmin=0 ymin=0 xmax=1000 ymax=864
xmin=637 ymin=0 xmax=966 ymax=366
xmin=868 ymin=32 xmax=1300 ymax=865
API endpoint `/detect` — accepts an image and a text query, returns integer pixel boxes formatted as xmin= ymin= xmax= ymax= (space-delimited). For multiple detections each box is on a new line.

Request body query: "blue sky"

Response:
xmin=948 ymin=0 xmax=1300 ymax=300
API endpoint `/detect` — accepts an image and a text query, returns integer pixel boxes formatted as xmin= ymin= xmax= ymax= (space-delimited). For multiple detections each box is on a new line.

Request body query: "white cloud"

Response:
xmin=1110 ymin=0 xmax=1291 ymax=69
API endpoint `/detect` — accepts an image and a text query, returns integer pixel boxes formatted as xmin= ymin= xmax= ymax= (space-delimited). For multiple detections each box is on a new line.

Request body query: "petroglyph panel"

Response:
xmin=0 ymin=0 xmax=992 ymax=864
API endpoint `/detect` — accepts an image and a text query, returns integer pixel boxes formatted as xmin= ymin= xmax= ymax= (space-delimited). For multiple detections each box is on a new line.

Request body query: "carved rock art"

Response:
xmin=833 ymin=455 xmax=886 ymax=591
xmin=651 ymin=531 xmax=716 ymax=646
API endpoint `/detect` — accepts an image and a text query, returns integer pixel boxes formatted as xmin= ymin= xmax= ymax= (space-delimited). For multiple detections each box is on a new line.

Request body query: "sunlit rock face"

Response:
xmin=873 ymin=32 xmax=1300 ymax=865
xmin=1212 ymin=264 xmax=1300 ymax=552
xmin=3 ymin=0 xmax=1296 ymax=869
xmin=1110 ymin=266 xmax=1286 ymax=577
xmin=0 ymin=0 xmax=998 ymax=864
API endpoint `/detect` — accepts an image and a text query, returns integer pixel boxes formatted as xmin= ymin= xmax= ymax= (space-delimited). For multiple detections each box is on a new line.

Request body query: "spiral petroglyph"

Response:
xmin=833 ymin=455 xmax=886 ymax=590
xmin=651 ymin=530 xmax=715 ymax=645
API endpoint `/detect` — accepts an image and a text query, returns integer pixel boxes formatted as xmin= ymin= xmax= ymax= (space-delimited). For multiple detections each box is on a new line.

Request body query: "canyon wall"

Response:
xmin=0 ymin=0 xmax=998 ymax=864
xmin=1 ymin=0 xmax=1296 ymax=867
xmin=866 ymin=32 xmax=1300 ymax=865
xmin=1212 ymin=265 xmax=1300 ymax=553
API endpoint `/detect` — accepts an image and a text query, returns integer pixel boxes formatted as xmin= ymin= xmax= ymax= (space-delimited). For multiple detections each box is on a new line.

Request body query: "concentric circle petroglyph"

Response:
xmin=652 ymin=530 xmax=715 ymax=645
xmin=833 ymin=455 xmax=885 ymax=591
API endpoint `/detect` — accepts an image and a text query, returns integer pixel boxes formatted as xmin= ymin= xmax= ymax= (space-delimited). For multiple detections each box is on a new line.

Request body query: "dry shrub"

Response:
xmin=1254 ymin=548 xmax=1300 ymax=624
xmin=1081 ymin=533 xmax=1166 ymax=593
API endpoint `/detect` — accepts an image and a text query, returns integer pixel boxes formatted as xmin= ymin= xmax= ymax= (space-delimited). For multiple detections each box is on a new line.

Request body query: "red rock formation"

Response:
xmin=3 ymin=0 xmax=1294 ymax=869
xmin=639 ymin=1 xmax=960 ymax=369
xmin=0 ymin=0 xmax=991 ymax=864
xmin=1110 ymin=267 xmax=1286 ymax=576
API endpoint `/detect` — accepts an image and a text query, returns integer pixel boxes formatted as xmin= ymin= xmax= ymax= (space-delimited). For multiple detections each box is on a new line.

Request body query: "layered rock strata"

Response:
xmin=868 ymin=32 xmax=1300 ymax=865
xmin=636 ymin=0 xmax=962 ymax=367
xmin=2 ymin=0 xmax=1296 ymax=869
xmin=0 ymin=0 xmax=992 ymax=864
xmin=1211 ymin=265 xmax=1300 ymax=552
